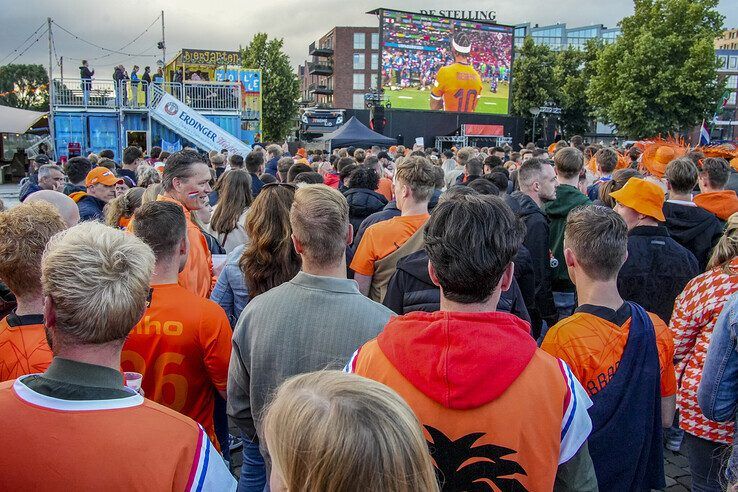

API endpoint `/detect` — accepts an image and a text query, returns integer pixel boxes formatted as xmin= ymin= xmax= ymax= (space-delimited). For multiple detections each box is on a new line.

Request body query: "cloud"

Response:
xmin=2 ymin=0 xmax=735 ymax=78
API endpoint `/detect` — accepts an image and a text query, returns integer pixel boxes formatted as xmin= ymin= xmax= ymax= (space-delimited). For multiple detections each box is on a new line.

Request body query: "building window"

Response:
xmin=370 ymin=75 xmax=378 ymax=89
xmin=353 ymin=93 xmax=365 ymax=109
xmin=371 ymin=53 xmax=378 ymax=71
xmin=354 ymin=33 xmax=365 ymax=49
xmin=353 ymin=73 xmax=365 ymax=90
xmin=371 ymin=32 xmax=379 ymax=50
xmin=353 ymin=53 xmax=365 ymax=70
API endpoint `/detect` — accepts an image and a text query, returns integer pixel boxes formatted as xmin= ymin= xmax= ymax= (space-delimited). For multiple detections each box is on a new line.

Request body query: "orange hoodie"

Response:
xmin=349 ymin=311 xmax=593 ymax=491
xmin=694 ymin=190 xmax=738 ymax=221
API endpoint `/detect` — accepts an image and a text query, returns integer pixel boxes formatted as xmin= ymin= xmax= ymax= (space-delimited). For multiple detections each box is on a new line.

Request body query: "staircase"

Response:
xmin=148 ymin=85 xmax=251 ymax=156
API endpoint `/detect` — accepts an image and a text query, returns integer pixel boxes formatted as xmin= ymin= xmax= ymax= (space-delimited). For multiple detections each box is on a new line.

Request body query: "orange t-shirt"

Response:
xmin=430 ymin=62 xmax=484 ymax=112
xmin=541 ymin=304 xmax=676 ymax=398
xmin=156 ymin=195 xmax=215 ymax=298
xmin=350 ymin=214 xmax=429 ymax=276
xmin=0 ymin=314 xmax=51 ymax=382
xmin=376 ymin=178 xmax=393 ymax=201
xmin=121 ymin=283 xmax=231 ymax=447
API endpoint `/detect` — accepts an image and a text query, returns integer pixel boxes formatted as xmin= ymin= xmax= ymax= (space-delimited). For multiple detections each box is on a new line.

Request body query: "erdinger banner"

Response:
xmin=151 ymin=91 xmax=251 ymax=156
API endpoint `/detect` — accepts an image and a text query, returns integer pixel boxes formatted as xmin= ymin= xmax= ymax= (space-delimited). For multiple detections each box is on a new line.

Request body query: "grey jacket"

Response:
xmin=228 ymin=271 xmax=393 ymax=442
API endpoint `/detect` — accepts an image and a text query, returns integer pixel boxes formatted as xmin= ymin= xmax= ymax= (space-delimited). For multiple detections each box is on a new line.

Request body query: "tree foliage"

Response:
xmin=241 ymin=33 xmax=299 ymax=142
xmin=0 ymin=64 xmax=49 ymax=111
xmin=511 ymin=37 xmax=557 ymax=141
xmin=554 ymin=41 xmax=602 ymax=137
xmin=587 ymin=0 xmax=724 ymax=138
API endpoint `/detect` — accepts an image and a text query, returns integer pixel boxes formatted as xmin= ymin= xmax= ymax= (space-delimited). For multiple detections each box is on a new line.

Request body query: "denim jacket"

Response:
xmin=210 ymin=244 xmax=249 ymax=328
xmin=698 ymin=291 xmax=738 ymax=478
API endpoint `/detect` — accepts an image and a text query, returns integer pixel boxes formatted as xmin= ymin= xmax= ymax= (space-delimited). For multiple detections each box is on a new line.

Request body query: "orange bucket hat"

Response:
xmin=640 ymin=137 xmax=687 ymax=178
xmin=609 ymin=177 xmax=665 ymax=221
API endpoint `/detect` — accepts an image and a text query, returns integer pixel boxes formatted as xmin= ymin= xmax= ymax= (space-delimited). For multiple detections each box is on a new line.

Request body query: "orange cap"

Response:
xmin=85 ymin=167 xmax=123 ymax=187
xmin=296 ymin=148 xmax=307 ymax=158
xmin=609 ymin=177 xmax=665 ymax=221
xmin=389 ymin=145 xmax=397 ymax=153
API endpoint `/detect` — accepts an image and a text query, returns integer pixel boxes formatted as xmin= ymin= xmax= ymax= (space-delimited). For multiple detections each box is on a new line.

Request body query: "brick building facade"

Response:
xmin=298 ymin=27 xmax=380 ymax=110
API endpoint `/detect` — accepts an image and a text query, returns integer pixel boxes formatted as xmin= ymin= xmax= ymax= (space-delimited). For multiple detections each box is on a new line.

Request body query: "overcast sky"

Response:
xmin=2 ymin=0 xmax=736 ymax=79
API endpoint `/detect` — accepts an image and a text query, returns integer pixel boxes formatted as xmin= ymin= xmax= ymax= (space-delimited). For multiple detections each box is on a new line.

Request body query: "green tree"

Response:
xmin=554 ymin=41 xmax=602 ymax=137
xmin=241 ymin=33 xmax=299 ymax=141
xmin=511 ymin=37 xmax=557 ymax=142
xmin=0 ymin=64 xmax=49 ymax=111
xmin=587 ymin=0 xmax=724 ymax=138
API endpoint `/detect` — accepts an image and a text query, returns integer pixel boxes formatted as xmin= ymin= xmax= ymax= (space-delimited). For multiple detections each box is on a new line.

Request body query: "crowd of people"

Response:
xmin=3 ymin=135 xmax=738 ymax=491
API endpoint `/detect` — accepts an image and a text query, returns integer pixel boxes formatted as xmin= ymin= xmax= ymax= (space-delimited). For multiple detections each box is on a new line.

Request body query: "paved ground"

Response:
xmin=664 ymin=448 xmax=692 ymax=491
xmin=0 ymin=183 xmax=19 ymax=208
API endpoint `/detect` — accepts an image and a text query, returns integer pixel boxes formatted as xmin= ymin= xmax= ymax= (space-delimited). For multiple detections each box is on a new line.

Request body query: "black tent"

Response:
xmin=316 ymin=116 xmax=396 ymax=148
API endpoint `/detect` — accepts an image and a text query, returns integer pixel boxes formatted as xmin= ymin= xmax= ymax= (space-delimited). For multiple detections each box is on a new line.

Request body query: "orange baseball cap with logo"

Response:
xmin=609 ymin=177 xmax=665 ymax=221
xmin=86 ymin=167 xmax=124 ymax=187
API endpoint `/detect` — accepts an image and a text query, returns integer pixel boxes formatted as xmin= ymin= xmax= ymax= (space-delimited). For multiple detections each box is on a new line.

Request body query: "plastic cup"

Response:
xmin=124 ymin=372 xmax=143 ymax=392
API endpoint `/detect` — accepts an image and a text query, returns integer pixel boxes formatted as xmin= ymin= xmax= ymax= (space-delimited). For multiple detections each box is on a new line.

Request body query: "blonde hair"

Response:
xmin=104 ymin=187 xmax=145 ymax=228
xmin=0 ymin=201 xmax=66 ymax=296
xmin=41 ymin=222 xmax=154 ymax=344
xmin=137 ymin=165 xmax=161 ymax=188
xmin=141 ymin=183 xmax=163 ymax=204
xmin=290 ymin=184 xmax=349 ymax=267
xmin=395 ymin=155 xmax=437 ymax=202
xmin=265 ymin=371 xmax=439 ymax=492
xmin=708 ymin=212 xmax=738 ymax=272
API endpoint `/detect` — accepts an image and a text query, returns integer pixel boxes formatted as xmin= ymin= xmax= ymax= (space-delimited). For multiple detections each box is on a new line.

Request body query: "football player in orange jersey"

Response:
xmin=430 ymin=32 xmax=483 ymax=112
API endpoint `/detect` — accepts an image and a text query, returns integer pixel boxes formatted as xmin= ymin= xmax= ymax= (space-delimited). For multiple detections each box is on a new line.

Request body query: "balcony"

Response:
xmin=51 ymin=78 xmax=242 ymax=113
xmin=308 ymin=83 xmax=334 ymax=95
xmin=309 ymin=41 xmax=334 ymax=58
xmin=308 ymin=62 xmax=333 ymax=76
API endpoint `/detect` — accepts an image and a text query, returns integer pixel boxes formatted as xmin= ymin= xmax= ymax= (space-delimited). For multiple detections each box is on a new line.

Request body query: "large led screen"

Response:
xmin=380 ymin=10 xmax=513 ymax=114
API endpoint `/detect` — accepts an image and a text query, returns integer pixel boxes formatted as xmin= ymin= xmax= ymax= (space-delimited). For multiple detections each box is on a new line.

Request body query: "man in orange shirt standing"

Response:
xmin=124 ymin=201 xmax=231 ymax=450
xmin=0 ymin=202 xmax=66 ymax=381
xmin=157 ymin=149 xmax=215 ymax=297
xmin=429 ymin=32 xmax=483 ymax=113
xmin=541 ymin=205 xmax=676 ymax=490
xmin=351 ymin=156 xmax=436 ymax=297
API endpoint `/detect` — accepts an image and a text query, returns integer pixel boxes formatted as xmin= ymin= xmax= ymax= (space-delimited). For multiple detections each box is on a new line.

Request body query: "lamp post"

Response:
xmin=529 ymin=106 xmax=541 ymax=144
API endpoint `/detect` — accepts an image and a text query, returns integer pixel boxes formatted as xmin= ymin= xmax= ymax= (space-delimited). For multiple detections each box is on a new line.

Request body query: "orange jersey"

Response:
xmin=0 ymin=377 xmax=235 ymax=491
xmin=0 ymin=314 xmax=51 ymax=382
xmin=430 ymin=62 xmax=483 ymax=112
xmin=542 ymin=305 xmax=677 ymax=398
xmin=121 ymin=283 xmax=231 ymax=447
xmin=350 ymin=214 xmax=429 ymax=276
xmin=157 ymin=195 xmax=216 ymax=297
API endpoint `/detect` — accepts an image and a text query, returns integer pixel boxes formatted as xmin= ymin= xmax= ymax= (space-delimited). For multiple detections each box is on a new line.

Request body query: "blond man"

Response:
xmin=0 ymin=222 xmax=235 ymax=489
xmin=351 ymin=156 xmax=437 ymax=296
xmin=229 ymin=184 xmax=392 ymax=488
xmin=0 ymin=202 xmax=66 ymax=381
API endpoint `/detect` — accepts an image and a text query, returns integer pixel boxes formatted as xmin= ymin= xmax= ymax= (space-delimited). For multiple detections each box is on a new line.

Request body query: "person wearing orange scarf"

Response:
xmin=694 ymin=157 xmax=738 ymax=222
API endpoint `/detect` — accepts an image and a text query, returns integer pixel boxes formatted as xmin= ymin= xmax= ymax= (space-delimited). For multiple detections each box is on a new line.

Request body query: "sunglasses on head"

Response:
xmin=263 ymin=182 xmax=297 ymax=190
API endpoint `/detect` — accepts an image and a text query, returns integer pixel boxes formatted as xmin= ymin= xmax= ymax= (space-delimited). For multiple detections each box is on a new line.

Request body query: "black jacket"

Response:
xmin=77 ymin=194 xmax=107 ymax=222
xmin=663 ymin=201 xmax=724 ymax=271
xmin=512 ymin=191 xmax=557 ymax=336
xmin=344 ymin=188 xmax=388 ymax=239
xmin=383 ymin=249 xmax=531 ymax=324
xmin=618 ymin=225 xmax=700 ymax=324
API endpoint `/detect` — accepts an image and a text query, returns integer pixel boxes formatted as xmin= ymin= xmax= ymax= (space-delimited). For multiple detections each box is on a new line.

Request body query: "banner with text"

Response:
xmin=151 ymin=91 xmax=251 ymax=156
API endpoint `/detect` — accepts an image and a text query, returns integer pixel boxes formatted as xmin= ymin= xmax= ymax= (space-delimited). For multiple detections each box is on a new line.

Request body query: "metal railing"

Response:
xmin=52 ymin=79 xmax=241 ymax=112
xmin=52 ymin=79 xmax=118 ymax=108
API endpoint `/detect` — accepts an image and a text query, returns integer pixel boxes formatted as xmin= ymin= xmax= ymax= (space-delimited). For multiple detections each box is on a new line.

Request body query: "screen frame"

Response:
xmin=376 ymin=8 xmax=516 ymax=116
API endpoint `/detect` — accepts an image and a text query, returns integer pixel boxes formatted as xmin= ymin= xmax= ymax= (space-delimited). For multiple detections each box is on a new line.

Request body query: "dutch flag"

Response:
xmin=700 ymin=119 xmax=710 ymax=146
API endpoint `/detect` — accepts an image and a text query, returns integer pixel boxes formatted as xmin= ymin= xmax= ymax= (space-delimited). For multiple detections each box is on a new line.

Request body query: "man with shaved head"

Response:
xmin=26 ymin=190 xmax=80 ymax=228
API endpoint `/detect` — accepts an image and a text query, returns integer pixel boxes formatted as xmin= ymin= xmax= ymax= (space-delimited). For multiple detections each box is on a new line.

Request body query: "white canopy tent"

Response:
xmin=0 ymin=105 xmax=47 ymax=134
